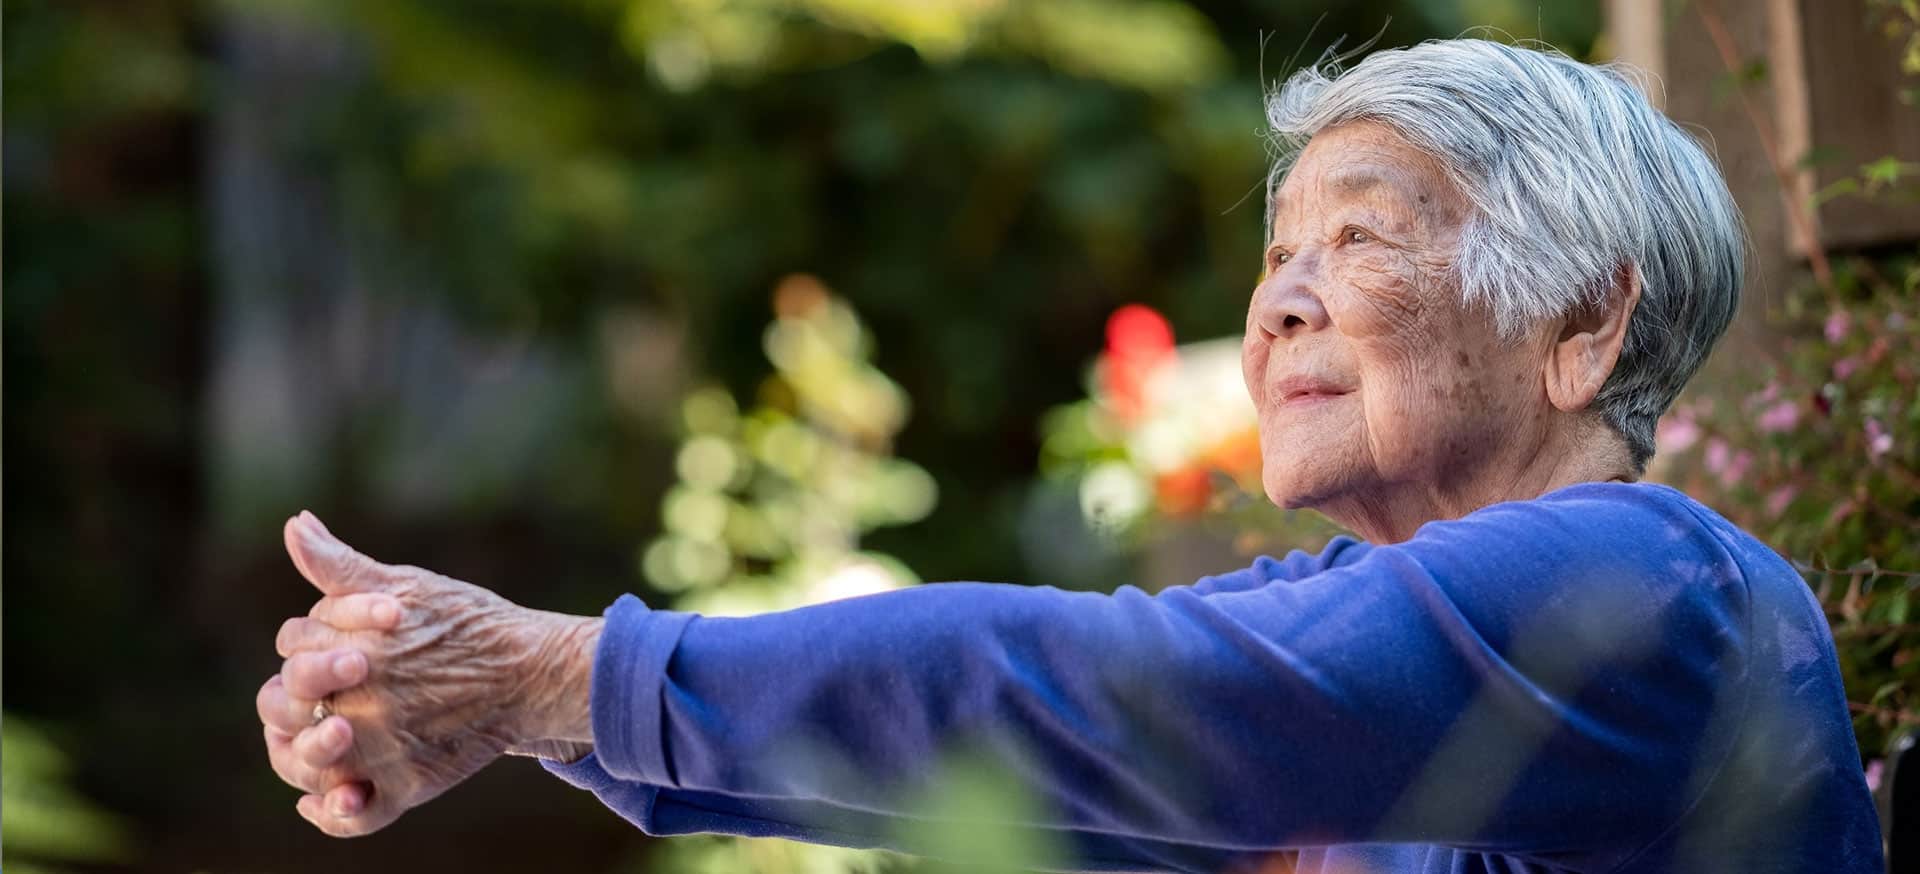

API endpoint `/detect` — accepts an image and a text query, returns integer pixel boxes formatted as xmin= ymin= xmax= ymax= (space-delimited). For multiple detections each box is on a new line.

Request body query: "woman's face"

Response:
xmin=1243 ymin=121 xmax=1554 ymax=518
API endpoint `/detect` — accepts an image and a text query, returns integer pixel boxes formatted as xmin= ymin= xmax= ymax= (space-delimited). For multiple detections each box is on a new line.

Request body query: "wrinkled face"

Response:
xmin=1244 ymin=121 xmax=1552 ymax=512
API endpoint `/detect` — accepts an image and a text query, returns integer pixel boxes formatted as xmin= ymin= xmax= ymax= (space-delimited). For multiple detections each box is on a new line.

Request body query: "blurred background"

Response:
xmin=7 ymin=0 xmax=1918 ymax=871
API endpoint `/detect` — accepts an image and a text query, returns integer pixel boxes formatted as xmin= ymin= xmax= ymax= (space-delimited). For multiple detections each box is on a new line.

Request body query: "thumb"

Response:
xmin=284 ymin=511 xmax=384 ymax=596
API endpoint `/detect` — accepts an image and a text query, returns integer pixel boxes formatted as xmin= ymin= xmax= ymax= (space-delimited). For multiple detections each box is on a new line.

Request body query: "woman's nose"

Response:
xmin=1250 ymin=270 xmax=1331 ymax=341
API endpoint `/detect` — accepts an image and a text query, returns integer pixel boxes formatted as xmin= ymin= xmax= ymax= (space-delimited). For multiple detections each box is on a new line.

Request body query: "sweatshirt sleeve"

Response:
xmin=1184 ymin=536 xmax=1369 ymax=596
xmin=575 ymin=484 xmax=1751 ymax=869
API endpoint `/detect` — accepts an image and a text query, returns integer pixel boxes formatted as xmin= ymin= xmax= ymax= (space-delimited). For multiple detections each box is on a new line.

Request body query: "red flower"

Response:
xmin=1102 ymin=305 xmax=1176 ymax=422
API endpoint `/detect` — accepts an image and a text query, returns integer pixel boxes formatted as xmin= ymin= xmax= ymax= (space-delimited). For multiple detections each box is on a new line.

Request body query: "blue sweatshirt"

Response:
xmin=545 ymin=482 xmax=1883 ymax=873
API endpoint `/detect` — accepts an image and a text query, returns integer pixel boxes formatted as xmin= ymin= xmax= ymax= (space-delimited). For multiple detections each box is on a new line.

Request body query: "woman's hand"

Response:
xmin=257 ymin=512 xmax=600 ymax=837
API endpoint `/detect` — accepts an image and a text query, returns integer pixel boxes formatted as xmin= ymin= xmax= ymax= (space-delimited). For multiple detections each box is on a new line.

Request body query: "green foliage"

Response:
xmin=650 ymin=835 xmax=907 ymax=874
xmin=620 ymin=0 xmax=1228 ymax=92
xmin=892 ymin=751 xmax=1067 ymax=874
xmin=2 ymin=718 xmax=133 ymax=873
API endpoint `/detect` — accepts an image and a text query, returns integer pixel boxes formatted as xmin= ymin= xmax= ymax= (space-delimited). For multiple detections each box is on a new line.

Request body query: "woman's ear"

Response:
xmin=1545 ymin=263 xmax=1641 ymax=412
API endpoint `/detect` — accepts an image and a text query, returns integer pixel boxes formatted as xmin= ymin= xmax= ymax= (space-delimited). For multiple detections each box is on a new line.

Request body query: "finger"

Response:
xmin=292 ymin=715 xmax=356 ymax=771
xmin=281 ymin=649 xmax=367 ymax=701
xmin=276 ymin=616 xmax=348 ymax=659
xmin=308 ymin=592 xmax=404 ymax=632
xmin=266 ymin=724 xmax=349 ymax=795
xmin=258 ymin=674 xmax=320 ymax=737
xmin=297 ymin=786 xmax=401 ymax=838
xmin=284 ymin=511 xmax=384 ymax=597
xmin=323 ymin=781 xmax=372 ymax=818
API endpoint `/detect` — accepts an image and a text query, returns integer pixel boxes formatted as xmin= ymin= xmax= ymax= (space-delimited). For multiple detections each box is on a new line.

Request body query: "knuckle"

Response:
xmin=269 ymin=747 xmax=311 ymax=790
xmin=255 ymin=677 xmax=281 ymax=721
xmin=261 ymin=686 xmax=309 ymax=735
xmin=340 ymin=551 xmax=377 ymax=584
xmin=275 ymin=617 xmax=308 ymax=656
xmin=294 ymin=723 xmax=349 ymax=768
xmin=277 ymin=703 xmax=315 ymax=738
xmin=309 ymin=803 xmax=372 ymax=838
xmin=331 ymin=594 xmax=382 ymax=630
xmin=281 ymin=653 xmax=326 ymax=698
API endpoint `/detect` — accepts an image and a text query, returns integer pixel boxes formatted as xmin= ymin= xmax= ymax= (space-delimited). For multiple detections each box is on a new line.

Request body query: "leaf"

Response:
xmin=1864 ymin=156 xmax=1907 ymax=192
xmin=1815 ymin=177 xmax=1861 ymax=207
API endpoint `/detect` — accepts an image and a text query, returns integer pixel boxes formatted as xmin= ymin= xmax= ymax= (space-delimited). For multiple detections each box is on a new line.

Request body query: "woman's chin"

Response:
xmin=1261 ymin=469 xmax=1338 ymax=512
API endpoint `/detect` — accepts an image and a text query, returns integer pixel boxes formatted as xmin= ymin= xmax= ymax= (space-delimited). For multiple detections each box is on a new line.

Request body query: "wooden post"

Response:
xmin=1606 ymin=0 xmax=1920 ymax=323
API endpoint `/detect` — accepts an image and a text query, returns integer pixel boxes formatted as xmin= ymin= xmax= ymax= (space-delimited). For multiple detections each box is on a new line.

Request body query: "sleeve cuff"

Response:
xmin=588 ymin=593 xmax=697 ymax=787
xmin=540 ymin=752 xmax=664 ymax=834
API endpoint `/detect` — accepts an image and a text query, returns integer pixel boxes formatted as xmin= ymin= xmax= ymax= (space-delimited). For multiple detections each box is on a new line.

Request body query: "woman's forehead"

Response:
xmin=1273 ymin=125 xmax=1462 ymax=219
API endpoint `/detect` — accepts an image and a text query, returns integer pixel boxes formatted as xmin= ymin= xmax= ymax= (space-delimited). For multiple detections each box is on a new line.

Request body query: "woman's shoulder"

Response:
xmin=1525 ymin=480 xmax=1797 ymax=581
xmin=1469 ymin=479 xmax=1768 ymax=556
xmin=1385 ymin=480 xmax=1767 ymax=620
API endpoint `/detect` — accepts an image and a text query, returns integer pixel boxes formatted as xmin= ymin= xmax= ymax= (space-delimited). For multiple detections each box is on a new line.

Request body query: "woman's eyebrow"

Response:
xmin=1327 ymin=166 xmax=1414 ymax=199
xmin=1270 ymin=166 xmax=1427 ymax=224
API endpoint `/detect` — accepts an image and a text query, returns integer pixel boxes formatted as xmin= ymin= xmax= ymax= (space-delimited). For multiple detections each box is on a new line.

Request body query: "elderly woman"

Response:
xmin=256 ymin=39 xmax=1881 ymax=873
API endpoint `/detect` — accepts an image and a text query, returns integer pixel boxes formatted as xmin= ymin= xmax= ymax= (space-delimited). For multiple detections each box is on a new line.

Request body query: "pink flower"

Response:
xmin=1866 ymin=418 xmax=1894 ymax=462
xmin=1704 ymin=438 xmax=1753 ymax=487
xmin=1756 ymin=400 xmax=1800 ymax=434
xmin=1704 ymin=438 xmax=1731 ymax=475
xmin=1765 ymin=485 xmax=1798 ymax=516
xmin=1825 ymin=310 xmax=1851 ymax=343
xmin=1868 ymin=759 xmax=1885 ymax=793
xmin=1833 ymin=356 xmax=1861 ymax=381
xmin=1720 ymin=449 xmax=1754 ymax=488
xmin=1657 ymin=416 xmax=1702 ymax=453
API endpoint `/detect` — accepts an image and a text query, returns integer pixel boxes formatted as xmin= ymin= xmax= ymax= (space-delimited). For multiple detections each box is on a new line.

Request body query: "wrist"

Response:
xmin=510 ymin=611 xmax=603 ymax=745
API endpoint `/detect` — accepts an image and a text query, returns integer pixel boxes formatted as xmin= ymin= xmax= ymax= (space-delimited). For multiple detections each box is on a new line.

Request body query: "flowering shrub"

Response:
xmin=1654 ymin=261 xmax=1920 ymax=756
xmin=642 ymin=275 xmax=938 ymax=617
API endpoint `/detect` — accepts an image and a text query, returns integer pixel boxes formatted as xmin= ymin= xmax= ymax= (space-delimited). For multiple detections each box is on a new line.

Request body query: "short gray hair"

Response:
xmin=1265 ymin=38 xmax=1745 ymax=468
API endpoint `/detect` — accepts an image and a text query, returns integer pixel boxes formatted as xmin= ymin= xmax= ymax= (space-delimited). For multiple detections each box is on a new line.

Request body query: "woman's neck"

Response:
xmin=1322 ymin=419 xmax=1638 ymax=544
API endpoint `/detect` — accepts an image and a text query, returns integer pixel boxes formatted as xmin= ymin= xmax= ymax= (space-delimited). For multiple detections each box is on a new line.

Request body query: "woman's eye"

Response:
xmin=1346 ymin=229 xmax=1371 ymax=244
xmin=1269 ymin=250 xmax=1292 ymax=267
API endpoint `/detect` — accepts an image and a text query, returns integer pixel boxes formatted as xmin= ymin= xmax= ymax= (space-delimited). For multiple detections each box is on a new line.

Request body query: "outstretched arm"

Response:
xmin=264 ymin=487 xmax=1747 ymax=872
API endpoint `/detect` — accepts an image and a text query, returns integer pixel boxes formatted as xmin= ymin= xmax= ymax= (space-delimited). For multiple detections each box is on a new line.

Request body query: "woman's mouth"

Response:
xmin=1271 ymin=376 xmax=1351 ymax=406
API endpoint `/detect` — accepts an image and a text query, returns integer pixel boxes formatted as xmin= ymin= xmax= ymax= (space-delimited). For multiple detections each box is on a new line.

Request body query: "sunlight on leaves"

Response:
xmin=618 ymin=0 xmax=1226 ymax=92
xmin=2 ymin=718 xmax=132 ymax=871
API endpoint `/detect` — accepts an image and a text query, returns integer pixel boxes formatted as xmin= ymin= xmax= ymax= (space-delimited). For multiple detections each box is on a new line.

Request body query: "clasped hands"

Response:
xmin=256 ymin=512 xmax=601 ymax=836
